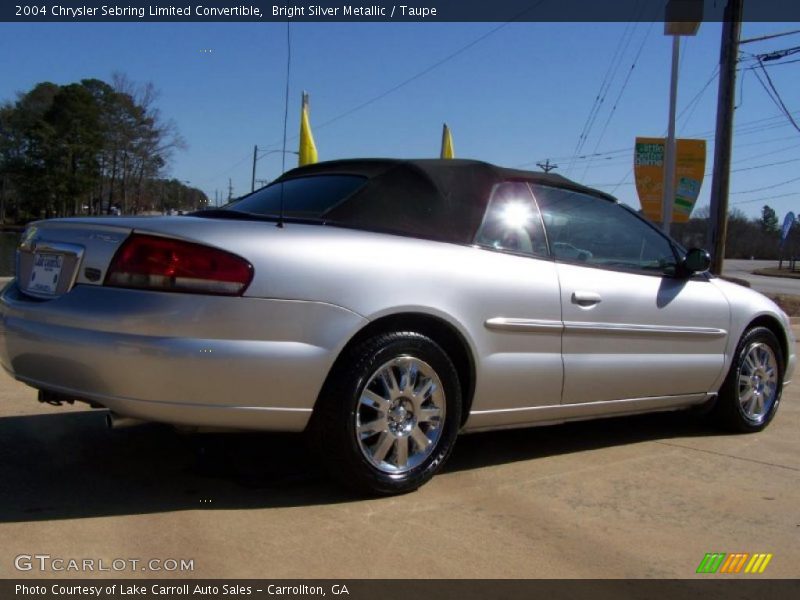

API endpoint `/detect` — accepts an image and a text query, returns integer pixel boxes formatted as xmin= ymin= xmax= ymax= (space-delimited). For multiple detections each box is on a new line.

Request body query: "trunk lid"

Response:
xmin=17 ymin=220 xmax=133 ymax=298
xmin=16 ymin=215 xmax=273 ymax=299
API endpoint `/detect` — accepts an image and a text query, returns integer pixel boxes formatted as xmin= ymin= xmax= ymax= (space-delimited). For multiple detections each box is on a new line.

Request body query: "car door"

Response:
xmin=531 ymin=183 xmax=730 ymax=405
xmin=468 ymin=181 xmax=564 ymax=419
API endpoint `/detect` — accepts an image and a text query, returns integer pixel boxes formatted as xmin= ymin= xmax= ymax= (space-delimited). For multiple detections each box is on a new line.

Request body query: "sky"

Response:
xmin=0 ymin=18 xmax=799 ymax=221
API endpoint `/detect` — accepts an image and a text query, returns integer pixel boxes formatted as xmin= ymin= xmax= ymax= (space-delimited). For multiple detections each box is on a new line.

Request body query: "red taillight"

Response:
xmin=105 ymin=234 xmax=253 ymax=296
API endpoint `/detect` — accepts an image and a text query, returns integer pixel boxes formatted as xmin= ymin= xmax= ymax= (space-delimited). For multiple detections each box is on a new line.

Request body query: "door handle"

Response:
xmin=572 ymin=291 xmax=602 ymax=306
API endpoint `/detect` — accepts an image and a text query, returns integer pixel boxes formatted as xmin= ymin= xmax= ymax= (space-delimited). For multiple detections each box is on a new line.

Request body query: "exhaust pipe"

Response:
xmin=106 ymin=412 xmax=147 ymax=429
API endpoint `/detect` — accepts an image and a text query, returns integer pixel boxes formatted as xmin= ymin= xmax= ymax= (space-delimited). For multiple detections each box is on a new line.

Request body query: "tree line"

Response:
xmin=672 ymin=204 xmax=800 ymax=260
xmin=0 ymin=75 xmax=206 ymax=224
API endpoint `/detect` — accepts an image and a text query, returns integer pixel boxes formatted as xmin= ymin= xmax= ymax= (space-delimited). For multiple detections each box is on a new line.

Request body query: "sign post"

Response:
xmin=663 ymin=1 xmax=702 ymax=234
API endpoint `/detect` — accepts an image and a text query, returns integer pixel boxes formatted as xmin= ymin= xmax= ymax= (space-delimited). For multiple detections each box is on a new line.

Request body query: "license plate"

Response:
xmin=28 ymin=253 xmax=63 ymax=295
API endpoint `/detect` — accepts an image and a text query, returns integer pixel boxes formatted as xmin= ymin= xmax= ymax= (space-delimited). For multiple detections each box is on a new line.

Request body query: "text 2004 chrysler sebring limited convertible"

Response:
xmin=0 ymin=159 xmax=795 ymax=494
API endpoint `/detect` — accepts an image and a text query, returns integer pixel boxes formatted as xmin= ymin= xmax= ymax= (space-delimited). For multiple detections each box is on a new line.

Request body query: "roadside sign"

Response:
xmin=781 ymin=211 xmax=795 ymax=245
xmin=634 ymin=137 xmax=706 ymax=224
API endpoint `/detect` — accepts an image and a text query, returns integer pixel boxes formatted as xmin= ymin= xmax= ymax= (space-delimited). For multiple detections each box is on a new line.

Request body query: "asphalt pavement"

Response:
xmin=723 ymin=259 xmax=800 ymax=296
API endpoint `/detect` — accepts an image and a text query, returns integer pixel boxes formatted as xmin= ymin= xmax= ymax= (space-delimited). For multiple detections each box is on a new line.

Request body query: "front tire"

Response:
xmin=713 ymin=326 xmax=784 ymax=432
xmin=311 ymin=332 xmax=462 ymax=495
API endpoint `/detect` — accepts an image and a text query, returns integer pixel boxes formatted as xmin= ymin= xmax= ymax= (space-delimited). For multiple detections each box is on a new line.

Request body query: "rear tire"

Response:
xmin=310 ymin=332 xmax=461 ymax=495
xmin=712 ymin=326 xmax=784 ymax=433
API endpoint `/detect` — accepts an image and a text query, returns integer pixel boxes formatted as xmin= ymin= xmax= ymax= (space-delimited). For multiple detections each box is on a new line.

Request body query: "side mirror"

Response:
xmin=681 ymin=247 xmax=711 ymax=275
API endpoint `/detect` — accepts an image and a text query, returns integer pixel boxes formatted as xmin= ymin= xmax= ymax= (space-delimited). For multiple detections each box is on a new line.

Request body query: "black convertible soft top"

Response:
xmin=273 ymin=158 xmax=616 ymax=244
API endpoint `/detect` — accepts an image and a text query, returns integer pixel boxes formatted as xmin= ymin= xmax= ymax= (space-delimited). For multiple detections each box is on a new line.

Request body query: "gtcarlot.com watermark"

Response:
xmin=14 ymin=554 xmax=194 ymax=573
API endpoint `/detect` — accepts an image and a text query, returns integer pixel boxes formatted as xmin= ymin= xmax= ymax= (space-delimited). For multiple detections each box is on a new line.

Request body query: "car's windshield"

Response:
xmin=226 ymin=175 xmax=367 ymax=219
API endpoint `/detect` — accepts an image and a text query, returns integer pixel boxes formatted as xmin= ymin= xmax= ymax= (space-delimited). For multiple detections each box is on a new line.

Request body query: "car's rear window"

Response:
xmin=228 ymin=175 xmax=367 ymax=219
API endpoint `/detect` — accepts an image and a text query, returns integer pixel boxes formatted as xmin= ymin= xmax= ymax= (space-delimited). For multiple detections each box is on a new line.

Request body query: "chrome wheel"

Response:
xmin=356 ymin=356 xmax=446 ymax=474
xmin=314 ymin=331 xmax=461 ymax=494
xmin=737 ymin=342 xmax=779 ymax=425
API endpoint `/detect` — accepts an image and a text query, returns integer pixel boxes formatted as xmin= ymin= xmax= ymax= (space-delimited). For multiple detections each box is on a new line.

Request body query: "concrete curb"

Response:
xmin=751 ymin=269 xmax=800 ymax=281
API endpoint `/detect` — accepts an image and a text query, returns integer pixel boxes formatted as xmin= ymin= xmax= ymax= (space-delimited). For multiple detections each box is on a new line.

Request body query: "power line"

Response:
xmin=577 ymin=56 xmax=715 ymax=185
xmin=737 ymin=134 xmax=800 ymax=148
xmin=606 ymin=115 xmax=800 ymax=192
xmin=521 ymin=111 xmax=800 ymax=169
xmin=566 ymin=17 xmax=642 ymax=175
xmin=742 ymin=56 xmax=800 ymax=70
xmin=207 ymin=4 xmax=549 ymax=191
xmin=751 ymin=68 xmax=795 ymax=130
xmin=689 ymin=110 xmax=799 ymax=137
xmin=731 ymin=175 xmax=800 ymax=194
xmin=532 ymin=75 xmax=794 ymax=168
xmin=314 ymin=24 xmax=514 ymax=132
xmin=758 ymin=45 xmax=800 ymax=62
xmin=740 ymin=29 xmax=800 ymax=45
xmin=754 ymin=57 xmax=800 ymax=133
xmin=731 ymin=191 xmax=798 ymax=205
xmin=678 ymin=65 xmax=719 ymax=134
xmin=580 ymin=21 xmax=656 ymax=181
xmin=195 ymin=152 xmax=254 ymax=187
xmin=587 ymin=152 xmax=800 ymax=188
xmin=310 ymin=2 xmax=550 ymax=135
xmin=738 ymin=46 xmax=800 ymax=135
xmin=552 ymin=135 xmax=800 ymax=177
xmin=732 ymin=141 xmax=800 ymax=164
xmin=588 ymin=154 xmax=800 ymax=186
xmin=729 ymin=156 xmax=800 ymax=173
xmin=523 ymin=121 xmax=799 ymax=175
xmin=256 ymin=1 xmax=548 ymax=157
xmin=587 ymin=181 xmax=635 ymax=188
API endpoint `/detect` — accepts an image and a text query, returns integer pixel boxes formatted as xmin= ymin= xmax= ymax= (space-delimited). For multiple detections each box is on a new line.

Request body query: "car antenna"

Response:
xmin=277 ymin=21 xmax=292 ymax=229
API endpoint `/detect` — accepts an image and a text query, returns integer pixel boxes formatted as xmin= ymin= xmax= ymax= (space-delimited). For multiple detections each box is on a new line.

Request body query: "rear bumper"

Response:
xmin=0 ymin=282 xmax=366 ymax=431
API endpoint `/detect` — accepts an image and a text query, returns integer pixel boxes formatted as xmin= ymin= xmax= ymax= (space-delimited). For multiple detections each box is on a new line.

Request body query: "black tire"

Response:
xmin=310 ymin=331 xmax=462 ymax=495
xmin=711 ymin=326 xmax=784 ymax=433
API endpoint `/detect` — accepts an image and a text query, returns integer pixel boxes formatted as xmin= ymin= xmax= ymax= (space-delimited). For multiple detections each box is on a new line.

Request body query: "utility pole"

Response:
xmin=228 ymin=178 xmax=234 ymax=202
xmin=251 ymin=144 xmax=258 ymax=193
xmin=708 ymin=0 xmax=743 ymax=275
xmin=536 ymin=159 xmax=558 ymax=173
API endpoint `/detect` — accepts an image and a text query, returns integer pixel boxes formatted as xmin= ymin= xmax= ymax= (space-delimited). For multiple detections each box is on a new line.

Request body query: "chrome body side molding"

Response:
xmin=563 ymin=322 xmax=727 ymax=338
xmin=484 ymin=317 xmax=563 ymax=333
xmin=485 ymin=317 xmax=726 ymax=338
xmin=464 ymin=393 xmax=713 ymax=431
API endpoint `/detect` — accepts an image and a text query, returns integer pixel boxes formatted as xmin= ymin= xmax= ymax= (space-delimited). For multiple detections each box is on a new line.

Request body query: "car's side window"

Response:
xmin=474 ymin=182 xmax=549 ymax=258
xmin=531 ymin=184 xmax=678 ymax=276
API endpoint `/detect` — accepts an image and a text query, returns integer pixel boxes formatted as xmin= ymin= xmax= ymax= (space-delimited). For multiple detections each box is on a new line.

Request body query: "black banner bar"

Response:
xmin=2 ymin=1 xmax=800 ymax=23
xmin=3 ymin=580 xmax=800 ymax=600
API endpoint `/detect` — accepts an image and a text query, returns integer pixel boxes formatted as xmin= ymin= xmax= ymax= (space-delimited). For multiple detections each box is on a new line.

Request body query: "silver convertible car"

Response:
xmin=0 ymin=159 xmax=795 ymax=494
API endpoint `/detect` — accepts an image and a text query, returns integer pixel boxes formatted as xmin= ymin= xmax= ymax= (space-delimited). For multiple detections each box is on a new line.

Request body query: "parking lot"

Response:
xmin=1 ymin=349 xmax=799 ymax=580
